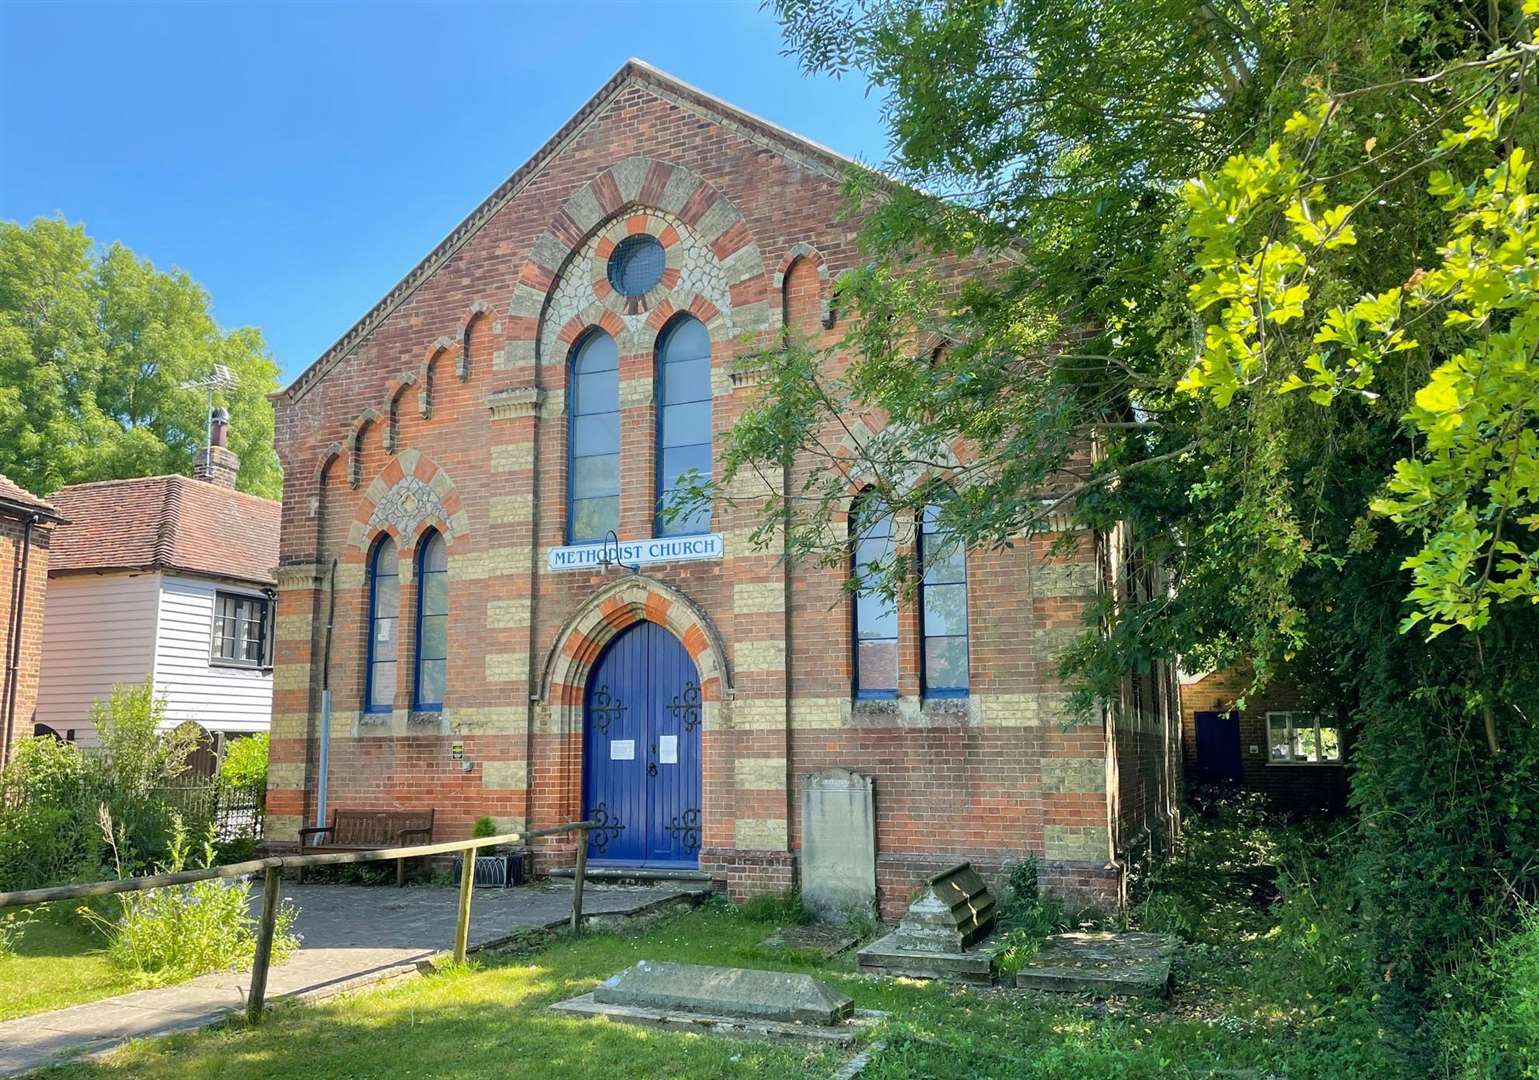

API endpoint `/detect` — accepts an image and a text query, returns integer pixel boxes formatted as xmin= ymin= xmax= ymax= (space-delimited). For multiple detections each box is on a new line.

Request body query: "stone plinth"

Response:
xmin=855 ymin=931 xmax=1006 ymax=985
xmin=800 ymin=769 xmax=875 ymax=922
xmin=890 ymin=862 xmax=996 ymax=952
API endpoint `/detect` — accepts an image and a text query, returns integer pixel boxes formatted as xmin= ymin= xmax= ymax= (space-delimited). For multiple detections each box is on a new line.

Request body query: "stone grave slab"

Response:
xmin=1015 ymin=931 xmax=1178 ymax=997
xmin=856 ymin=862 xmax=1003 ymax=984
xmin=591 ymin=960 xmax=853 ymax=1024
xmin=761 ymin=924 xmax=859 ymax=959
xmin=551 ymin=960 xmax=877 ymax=1047
xmin=801 ymin=769 xmax=876 ymax=922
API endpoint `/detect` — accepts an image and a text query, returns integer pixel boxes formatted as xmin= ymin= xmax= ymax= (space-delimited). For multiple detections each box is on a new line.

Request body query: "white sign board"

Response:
xmin=610 ymin=739 xmax=635 ymax=761
xmin=659 ymin=735 xmax=678 ymax=765
xmin=548 ymin=533 xmax=725 ymax=572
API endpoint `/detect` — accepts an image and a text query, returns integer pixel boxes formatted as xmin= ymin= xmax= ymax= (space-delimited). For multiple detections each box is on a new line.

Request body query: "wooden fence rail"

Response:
xmin=0 ymin=820 xmax=595 ymax=1024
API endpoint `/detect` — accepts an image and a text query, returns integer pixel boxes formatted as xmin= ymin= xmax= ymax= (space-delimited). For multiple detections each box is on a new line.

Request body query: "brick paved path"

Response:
xmin=0 ymin=881 xmax=705 ymax=1076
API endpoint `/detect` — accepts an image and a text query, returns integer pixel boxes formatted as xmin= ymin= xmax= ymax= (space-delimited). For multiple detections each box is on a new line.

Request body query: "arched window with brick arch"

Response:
xmin=919 ymin=498 xmax=970 ymax=697
xmin=412 ymin=529 xmax=448 ymax=711
xmin=567 ymin=329 xmax=620 ymax=543
xmin=365 ymin=535 xmax=399 ymax=713
xmin=851 ymin=489 xmax=898 ymax=699
xmin=654 ymin=314 xmax=712 ymax=536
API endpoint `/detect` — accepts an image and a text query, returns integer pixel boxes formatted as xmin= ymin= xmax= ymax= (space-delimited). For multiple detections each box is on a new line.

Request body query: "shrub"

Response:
xmin=93 ymin=679 xmax=197 ymax=797
xmin=993 ymin=857 xmax=1069 ymax=973
xmin=81 ymin=813 xmax=298 ymax=987
xmin=218 ymin=733 xmax=268 ymax=798
xmin=1439 ymin=904 xmax=1539 ymax=1079
xmin=472 ymin=815 xmax=496 ymax=839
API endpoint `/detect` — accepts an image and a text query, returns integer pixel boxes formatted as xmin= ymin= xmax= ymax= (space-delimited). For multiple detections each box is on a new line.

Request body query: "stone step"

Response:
xmin=547 ymin=867 xmax=715 ymax=885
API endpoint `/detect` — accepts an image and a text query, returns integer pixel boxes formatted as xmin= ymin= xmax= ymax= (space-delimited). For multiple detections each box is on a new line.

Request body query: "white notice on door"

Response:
xmin=659 ymin=735 xmax=678 ymax=764
xmin=610 ymin=739 xmax=635 ymax=761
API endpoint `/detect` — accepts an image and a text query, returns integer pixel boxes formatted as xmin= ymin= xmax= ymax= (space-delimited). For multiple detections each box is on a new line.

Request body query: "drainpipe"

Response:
xmin=314 ymin=558 xmax=338 ymax=826
xmin=2 ymin=512 xmax=39 ymax=768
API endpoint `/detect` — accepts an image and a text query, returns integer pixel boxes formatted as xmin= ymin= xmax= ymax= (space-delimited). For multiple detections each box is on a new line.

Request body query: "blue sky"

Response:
xmin=0 ymin=1 xmax=888 ymax=383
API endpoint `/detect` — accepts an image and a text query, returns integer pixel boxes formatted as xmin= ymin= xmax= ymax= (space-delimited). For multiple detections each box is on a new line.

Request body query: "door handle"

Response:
xmin=647 ymin=762 xmax=658 ymax=777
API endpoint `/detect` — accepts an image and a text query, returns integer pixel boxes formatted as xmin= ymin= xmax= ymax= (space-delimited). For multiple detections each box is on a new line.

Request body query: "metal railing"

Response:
xmin=0 ymin=820 xmax=594 ymax=1024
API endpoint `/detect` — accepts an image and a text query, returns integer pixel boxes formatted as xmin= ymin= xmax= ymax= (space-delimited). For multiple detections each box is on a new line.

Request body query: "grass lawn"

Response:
xmin=26 ymin=807 xmax=1410 ymax=1079
xmin=0 ymin=908 xmax=136 ymax=1022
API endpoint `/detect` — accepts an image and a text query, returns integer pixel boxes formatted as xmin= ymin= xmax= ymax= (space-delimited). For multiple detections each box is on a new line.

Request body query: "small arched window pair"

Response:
xmin=365 ymin=530 xmax=449 ymax=712
xmin=566 ymin=316 xmax=713 ymax=543
xmin=851 ymin=492 xmax=970 ymax=699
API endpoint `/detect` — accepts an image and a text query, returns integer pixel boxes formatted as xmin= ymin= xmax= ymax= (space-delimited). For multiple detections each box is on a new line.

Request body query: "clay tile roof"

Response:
xmin=48 ymin=475 xmax=279 ymax=585
xmin=0 ymin=473 xmax=59 ymax=517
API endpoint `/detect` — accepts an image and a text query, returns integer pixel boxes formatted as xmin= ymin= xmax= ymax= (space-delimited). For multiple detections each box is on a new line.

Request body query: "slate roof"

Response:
xmin=0 ymin=473 xmax=60 ymax=518
xmin=47 ymin=475 xmax=279 ymax=585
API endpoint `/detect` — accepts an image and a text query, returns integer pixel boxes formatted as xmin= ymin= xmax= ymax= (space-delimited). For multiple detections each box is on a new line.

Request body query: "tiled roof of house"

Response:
xmin=48 ymin=475 xmax=279 ymax=585
xmin=0 ymin=473 xmax=59 ymax=516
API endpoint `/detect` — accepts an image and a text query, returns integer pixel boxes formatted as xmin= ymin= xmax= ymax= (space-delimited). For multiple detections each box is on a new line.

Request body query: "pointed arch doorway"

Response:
xmin=582 ymin=621 xmax=702 ymax=867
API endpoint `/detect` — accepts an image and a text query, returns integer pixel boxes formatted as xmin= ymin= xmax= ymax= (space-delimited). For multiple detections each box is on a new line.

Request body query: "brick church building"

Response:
xmin=265 ymin=61 xmax=1180 ymax=913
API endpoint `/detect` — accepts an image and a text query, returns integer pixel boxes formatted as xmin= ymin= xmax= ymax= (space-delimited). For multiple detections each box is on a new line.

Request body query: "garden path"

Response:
xmin=0 ymin=880 xmax=706 ymax=1077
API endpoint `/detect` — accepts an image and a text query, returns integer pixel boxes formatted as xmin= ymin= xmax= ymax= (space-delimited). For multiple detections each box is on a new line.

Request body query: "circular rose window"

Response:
xmin=606 ymin=234 xmax=666 ymax=298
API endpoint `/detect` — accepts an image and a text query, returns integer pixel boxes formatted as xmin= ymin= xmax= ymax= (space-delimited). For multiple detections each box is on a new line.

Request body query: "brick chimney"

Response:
xmin=195 ymin=406 xmax=240 ymax=488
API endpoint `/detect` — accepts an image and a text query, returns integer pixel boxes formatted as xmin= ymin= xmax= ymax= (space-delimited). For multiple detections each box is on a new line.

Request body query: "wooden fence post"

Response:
xmin=453 ymin=842 xmax=476 ymax=964
xmin=570 ymin=828 xmax=587 ymax=933
xmin=247 ymin=866 xmax=281 ymax=1025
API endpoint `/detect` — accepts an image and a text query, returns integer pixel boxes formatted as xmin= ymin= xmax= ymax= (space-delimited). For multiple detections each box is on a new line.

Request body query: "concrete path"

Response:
xmin=0 ymin=881 xmax=706 ymax=1077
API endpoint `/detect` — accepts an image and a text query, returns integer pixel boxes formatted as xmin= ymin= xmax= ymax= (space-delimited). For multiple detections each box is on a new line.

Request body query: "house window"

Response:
xmin=919 ymin=502 xmax=969 ymax=697
xmin=568 ymin=329 xmax=620 ymax=542
xmin=852 ymin=491 xmax=898 ymax=698
xmin=365 ymin=536 xmax=399 ymax=713
xmin=413 ymin=530 xmax=448 ymax=711
xmin=655 ymin=315 xmax=712 ymax=536
xmin=211 ymin=591 xmax=272 ymax=668
xmin=1267 ymin=711 xmax=1342 ymax=763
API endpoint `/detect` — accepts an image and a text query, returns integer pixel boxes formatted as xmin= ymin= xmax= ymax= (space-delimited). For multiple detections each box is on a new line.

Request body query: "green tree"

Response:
xmin=702 ymin=0 xmax=1539 ymax=1061
xmin=0 ymin=216 xmax=281 ymax=498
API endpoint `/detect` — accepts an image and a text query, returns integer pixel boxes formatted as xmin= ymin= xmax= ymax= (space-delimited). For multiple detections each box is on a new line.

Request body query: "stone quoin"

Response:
xmin=263 ymin=60 xmax=1181 ymax=914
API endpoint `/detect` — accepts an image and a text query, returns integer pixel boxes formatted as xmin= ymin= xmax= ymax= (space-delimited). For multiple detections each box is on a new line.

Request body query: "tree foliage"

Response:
xmin=0 ymin=217 xmax=281 ymax=498
xmin=722 ymin=0 xmax=1539 ymax=1061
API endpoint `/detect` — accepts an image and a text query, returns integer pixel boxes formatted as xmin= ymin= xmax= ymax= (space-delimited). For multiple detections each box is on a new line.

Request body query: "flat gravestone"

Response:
xmin=857 ymin=863 xmax=1004 ymax=984
xmin=1015 ymin=931 xmax=1178 ymax=997
xmin=592 ymin=960 xmax=854 ymax=1025
xmin=801 ymin=769 xmax=876 ymax=922
xmin=761 ymin=924 xmax=859 ymax=959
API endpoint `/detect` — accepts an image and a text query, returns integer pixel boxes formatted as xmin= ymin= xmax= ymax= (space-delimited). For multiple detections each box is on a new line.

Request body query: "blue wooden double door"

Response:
xmin=582 ymin=622 xmax=702 ymax=867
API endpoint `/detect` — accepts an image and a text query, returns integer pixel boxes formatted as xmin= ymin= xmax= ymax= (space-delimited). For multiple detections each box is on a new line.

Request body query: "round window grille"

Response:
xmin=606 ymin=234 xmax=666 ymax=298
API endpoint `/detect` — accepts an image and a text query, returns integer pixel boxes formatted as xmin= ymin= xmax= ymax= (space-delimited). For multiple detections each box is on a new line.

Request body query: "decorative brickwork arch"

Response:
xmin=346 ymin=409 xmax=382 ymax=489
xmin=458 ymin=303 xmax=490 ymax=380
xmin=383 ymin=372 xmax=417 ymax=453
xmin=775 ymin=242 xmax=834 ymax=329
xmin=419 ymin=337 xmax=456 ymax=419
xmin=506 ymin=155 xmax=772 ymax=369
xmin=539 ymin=576 xmax=730 ymax=736
xmin=343 ymin=449 xmax=469 ymax=559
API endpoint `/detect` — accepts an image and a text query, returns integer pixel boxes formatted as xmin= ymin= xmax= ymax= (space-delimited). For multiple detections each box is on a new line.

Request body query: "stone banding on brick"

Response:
xmin=347 ymin=450 xmax=469 ymax=557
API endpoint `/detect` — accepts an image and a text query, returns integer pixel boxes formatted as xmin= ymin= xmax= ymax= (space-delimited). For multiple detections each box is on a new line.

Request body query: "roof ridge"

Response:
xmin=154 ymin=476 xmax=181 ymax=569
xmin=276 ymin=59 xmax=874 ymax=406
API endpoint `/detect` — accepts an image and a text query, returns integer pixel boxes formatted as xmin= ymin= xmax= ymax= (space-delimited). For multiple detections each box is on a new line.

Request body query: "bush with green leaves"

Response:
xmin=217 ymin=732 xmax=267 ymax=799
xmin=80 ymin=812 xmax=298 ymax=987
xmin=1437 ymin=904 xmax=1539 ymax=1080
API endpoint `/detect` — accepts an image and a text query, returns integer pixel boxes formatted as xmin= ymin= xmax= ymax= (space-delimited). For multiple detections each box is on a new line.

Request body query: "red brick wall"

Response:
xmin=0 ymin=512 xmax=52 ymax=762
xmin=1181 ymin=668 xmax=1348 ymax=813
xmin=265 ymin=67 xmax=1166 ymax=915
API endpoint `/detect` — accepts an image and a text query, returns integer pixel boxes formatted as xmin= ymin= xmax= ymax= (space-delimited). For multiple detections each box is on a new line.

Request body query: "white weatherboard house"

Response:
xmin=34 ymin=437 xmax=279 ymax=750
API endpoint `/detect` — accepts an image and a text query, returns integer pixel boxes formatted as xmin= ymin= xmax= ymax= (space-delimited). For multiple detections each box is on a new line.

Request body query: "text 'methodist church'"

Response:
xmin=265 ymin=60 xmax=1179 ymax=913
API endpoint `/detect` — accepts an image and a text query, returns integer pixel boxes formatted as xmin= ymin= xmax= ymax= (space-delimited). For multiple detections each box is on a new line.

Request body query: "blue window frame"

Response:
xmin=851 ymin=492 xmax=898 ymax=698
xmin=567 ymin=329 xmax=621 ymax=542
xmin=413 ymin=530 xmax=448 ymax=711
xmin=919 ymin=502 xmax=970 ymax=697
xmin=364 ymin=535 xmax=399 ymax=713
xmin=655 ymin=315 xmax=712 ymax=536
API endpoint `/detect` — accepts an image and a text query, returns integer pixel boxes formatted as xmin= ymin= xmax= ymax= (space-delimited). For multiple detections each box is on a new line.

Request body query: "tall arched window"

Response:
xmin=852 ymin=492 xmax=898 ymax=698
xmin=655 ymin=315 xmax=712 ymax=535
xmin=568 ymin=329 xmax=620 ymax=542
xmin=365 ymin=536 xmax=399 ymax=713
xmin=919 ymin=501 xmax=970 ymax=696
xmin=413 ymin=530 xmax=448 ymax=711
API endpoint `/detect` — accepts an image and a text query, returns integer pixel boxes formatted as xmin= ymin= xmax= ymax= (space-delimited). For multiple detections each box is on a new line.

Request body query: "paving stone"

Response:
xmin=1015 ymin=931 xmax=1179 ymax=997
xmin=549 ymin=993 xmax=882 ymax=1048
xmin=760 ymin=924 xmax=858 ymax=959
xmin=592 ymin=960 xmax=854 ymax=1025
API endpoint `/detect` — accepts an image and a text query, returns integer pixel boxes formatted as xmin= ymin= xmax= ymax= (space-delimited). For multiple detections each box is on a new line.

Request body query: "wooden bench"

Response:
xmin=298 ymin=809 xmax=435 ymax=886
